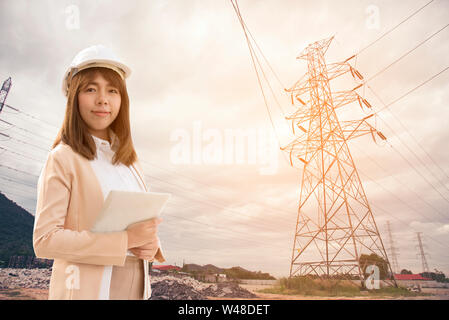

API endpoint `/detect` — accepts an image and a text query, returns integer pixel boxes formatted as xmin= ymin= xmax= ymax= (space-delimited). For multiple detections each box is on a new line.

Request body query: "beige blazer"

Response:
xmin=32 ymin=142 xmax=165 ymax=300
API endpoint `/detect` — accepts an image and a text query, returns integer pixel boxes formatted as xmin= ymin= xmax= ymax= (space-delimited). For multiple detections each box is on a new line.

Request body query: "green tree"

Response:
xmin=421 ymin=269 xmax=446 ymax=282
xmin=400 ymin=269 xmax=413 ymax=274
xmin=359 ymin=253 xmax=389 ymax=280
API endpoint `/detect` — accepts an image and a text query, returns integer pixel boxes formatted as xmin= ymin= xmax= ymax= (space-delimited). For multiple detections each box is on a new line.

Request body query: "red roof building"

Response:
xmin=152 ymin=265 xmax=181 ymax=271
xmin=393 ymin=274 xmax=432 ymax=281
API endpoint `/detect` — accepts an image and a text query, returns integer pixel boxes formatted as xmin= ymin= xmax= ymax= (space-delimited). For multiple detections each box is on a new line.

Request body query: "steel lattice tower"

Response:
xmin=0 ymin=77 xmax=12 ymax=113
xmin=386 ymin=221 xmax=400 ymax=274
xmin=282 ymin=37 xmax=395 ymax=283
xmin=416 ymin=232 xmax=430 ymax=273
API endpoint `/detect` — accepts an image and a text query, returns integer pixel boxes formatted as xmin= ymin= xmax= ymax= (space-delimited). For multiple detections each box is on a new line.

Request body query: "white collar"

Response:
xmin=91 ymin=128 xmax=119 ymax=151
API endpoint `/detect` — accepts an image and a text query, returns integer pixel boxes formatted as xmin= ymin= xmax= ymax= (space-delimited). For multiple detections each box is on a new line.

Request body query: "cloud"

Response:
xmin=1 ymin=0 xmax=448 ymax=277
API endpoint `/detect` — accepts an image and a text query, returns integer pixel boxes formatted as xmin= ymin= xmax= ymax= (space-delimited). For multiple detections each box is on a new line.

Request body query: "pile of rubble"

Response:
xmin=0 ymin=268 xmax=51 ymax=290
xmin=0 ymin=269 xmax=259 ymax=300
xmin=149 ymin=274 xmax=258 ymax=300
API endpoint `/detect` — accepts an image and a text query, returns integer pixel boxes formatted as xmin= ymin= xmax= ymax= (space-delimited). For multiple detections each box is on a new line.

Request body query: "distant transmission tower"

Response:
xmin=416 ymin=232 xmax=430 ymax=273
xmin=386 ymin=221 xmax=400 ymax=274
xmin=0 ymin=77 xmax=12 ymax=113
xmin=282 ymin=37 xmax=395 ymax=284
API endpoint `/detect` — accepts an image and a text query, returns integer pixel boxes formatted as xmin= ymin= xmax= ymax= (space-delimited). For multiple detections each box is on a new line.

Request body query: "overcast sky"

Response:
xmin=0 ymin=0 xmax=448 ymax=278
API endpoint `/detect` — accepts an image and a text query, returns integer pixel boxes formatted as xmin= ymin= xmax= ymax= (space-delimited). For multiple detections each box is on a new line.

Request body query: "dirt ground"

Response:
xmin=236 ymin=284 xmax=449 ymax=300
xmin=1 ymin=285 xmax=448 ymax=300
xmin=0 ymin=288 xmax=48 ymax=300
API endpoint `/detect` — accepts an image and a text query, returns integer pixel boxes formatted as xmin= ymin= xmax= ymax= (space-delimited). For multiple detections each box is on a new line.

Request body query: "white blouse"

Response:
xmin=89 ymin=130 xmax=146 ymax=300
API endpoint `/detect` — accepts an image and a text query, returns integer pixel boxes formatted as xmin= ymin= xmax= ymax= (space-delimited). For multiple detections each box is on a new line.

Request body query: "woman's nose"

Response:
xmin=96 ymin=91 xmax=108 ymax=105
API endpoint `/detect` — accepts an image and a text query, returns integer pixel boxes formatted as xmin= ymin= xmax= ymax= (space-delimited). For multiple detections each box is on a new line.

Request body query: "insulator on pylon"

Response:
xmin=299 ymin=157 xmax=308 ymax=165
xmin=296 ymin=95 xmax=306 ymax=105
xmin=352 ymin=84 xmax=363 ymax=91
xmin=298 ymin=125 xmax=307 ymax=133
xmin=354 ymin=69 xmax=364 ymax=80
xmin=362 ymin=114 xmax=374 ymax=120
xmin=344 ymin=55 xmax=356 ymax=63
xmin=291 ymin=94 xmax=294 ymax=105
xmin=362 ymin=98 xmax=373 ymax=109
xmin=377 ymin=131 xmax=387 ymax=140
xmin=350 ymin=67 xmax=355 ymax=79
xmin=357 ymin=96 xmax=363 ymax=109
xmin=370 ymin=129 xmax=376 ymax=142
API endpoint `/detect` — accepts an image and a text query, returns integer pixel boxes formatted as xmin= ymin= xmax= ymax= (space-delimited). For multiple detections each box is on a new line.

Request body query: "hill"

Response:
xmin=182 ymin=263 xmax=276 ymax=280
xmin=0 ymin=192 xmax=36 ymax=267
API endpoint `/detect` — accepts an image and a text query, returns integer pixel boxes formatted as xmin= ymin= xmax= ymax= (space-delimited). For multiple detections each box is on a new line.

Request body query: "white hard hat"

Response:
xmin=62 ymin=44 xmax=131 ymax=97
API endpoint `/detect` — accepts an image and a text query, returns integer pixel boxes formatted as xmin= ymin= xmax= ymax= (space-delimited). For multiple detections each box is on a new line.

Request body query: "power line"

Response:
xmin=0 ymin=146 xmax=45 ymax=162
xmin=0 ymin=118 xmax=56 ymax=141
xmin=230 ymin=0 xmax=291 ymax=166
xmin=365 ymin=22 xmax=449 ymax=83
xmin=368 ymin=85 xmax=449 ymax=185
xmin=366 ymin=88 xmax=449 ymax=200
xmin=387 ymin=141 xmax=449 ymax=204
xmin=352 ymin=144 xmax=449 ymax=220
xmin=0 ymin=132 xmax=51 ymax=153
xmin=0 ymin=163 xmax=39 ymax=178
xmin=3 ymin=103 xmax=59 ymax=130
xmin=356 ymin=0 xmax=436 ymax=55
xmin=371 ymin=203 xmax=449 ymax=251
xmin=161 ymin=211 xmax=290 ymax=252
xmin=2 ymin=107 xmax=444 ymax=233
xmin=140 ymin=160 xmax=298 ymax=219
xmin=374 ymin=66 xmax=449 ymax=114
xmin=145 ymin=173 xmax=295 ymax=232
xmin=2 ymin=102 xmax=448 ymax=264
xmin=0 ymin=117 xmax=299 ymax=233
xmin=0 ymin=174 xmax=36 ymax=188
xmin=358 ymin=166 xmax=449 ymax=220
xmin=2 ymin=127 xmax=448 ymax=265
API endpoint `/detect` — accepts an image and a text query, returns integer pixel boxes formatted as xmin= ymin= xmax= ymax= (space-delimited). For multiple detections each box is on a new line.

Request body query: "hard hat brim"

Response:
xmin=62 ymin=59 xmax=131 ymax=97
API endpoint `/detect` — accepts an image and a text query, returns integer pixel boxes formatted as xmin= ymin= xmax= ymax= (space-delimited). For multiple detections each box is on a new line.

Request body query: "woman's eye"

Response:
xmin=110 ymin=89 xmax=119 ymax=94
xmin=86 ymin=87 xmax=95 ymax=92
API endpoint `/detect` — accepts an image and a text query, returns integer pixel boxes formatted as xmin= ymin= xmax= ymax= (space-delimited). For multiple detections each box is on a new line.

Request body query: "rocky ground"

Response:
xmin=0 ymin=268 xmax=51 ymax=290
xmin=149 ymin=274 xmax=257 ymax=300
xmin=0 ymin=268 xmax=257 ymax=300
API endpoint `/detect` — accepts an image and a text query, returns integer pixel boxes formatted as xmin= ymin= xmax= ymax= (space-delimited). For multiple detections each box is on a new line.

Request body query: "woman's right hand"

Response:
xmin=126 ymin=218 xmax=162 ymax=249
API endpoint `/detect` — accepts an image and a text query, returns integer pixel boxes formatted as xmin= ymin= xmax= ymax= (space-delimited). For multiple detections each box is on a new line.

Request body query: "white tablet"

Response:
xmin=90 ymin=190 xmax=171 ymax=233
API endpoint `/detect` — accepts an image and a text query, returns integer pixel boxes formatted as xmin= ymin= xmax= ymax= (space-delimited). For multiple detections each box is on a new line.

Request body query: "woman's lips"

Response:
xmin=92 ymin=111 xmax=110 ymax=117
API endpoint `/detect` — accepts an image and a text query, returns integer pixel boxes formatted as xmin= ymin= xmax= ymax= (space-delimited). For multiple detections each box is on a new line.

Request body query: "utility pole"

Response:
xmin=416 ymin=232 xmax=430 ymax=274
xmin=283 ymin=37 xmax=396 ymax=286
xmin=386 ymin=221 xmax=400 ymax=274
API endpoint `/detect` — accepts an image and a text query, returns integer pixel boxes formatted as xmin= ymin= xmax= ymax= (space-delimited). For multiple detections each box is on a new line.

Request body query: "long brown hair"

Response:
xmin=52 ymin=67 xmax=137 ymax=166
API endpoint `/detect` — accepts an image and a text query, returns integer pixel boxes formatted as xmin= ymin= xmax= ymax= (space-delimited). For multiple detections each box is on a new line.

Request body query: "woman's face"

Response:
xmin=77 ymin=72 xmax=121 ymax=140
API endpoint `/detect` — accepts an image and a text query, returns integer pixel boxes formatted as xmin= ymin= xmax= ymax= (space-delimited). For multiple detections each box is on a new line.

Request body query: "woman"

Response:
xmin=33 ymin=45 xmax=165 ymax=300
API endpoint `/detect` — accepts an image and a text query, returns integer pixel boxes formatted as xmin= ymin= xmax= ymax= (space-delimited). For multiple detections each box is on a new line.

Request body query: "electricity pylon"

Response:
xmin=386 ymin=221 xmax=400 ymax=274
xmin=416 ymin=232 xmax=430 ymax=273
xmin=282 ymin=37 xmax=395 ymax=284
xmin=0 ymin=77 xmax=12 ymax=113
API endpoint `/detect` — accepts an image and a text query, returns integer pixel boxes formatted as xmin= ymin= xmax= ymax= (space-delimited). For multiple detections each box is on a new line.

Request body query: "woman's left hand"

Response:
xmin=129 ymin=240 xmax=159 ymax=260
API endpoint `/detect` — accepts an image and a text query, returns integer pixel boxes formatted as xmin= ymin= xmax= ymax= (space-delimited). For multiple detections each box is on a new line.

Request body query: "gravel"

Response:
xmin=149 ymin=274 xmax=258 ymax=300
